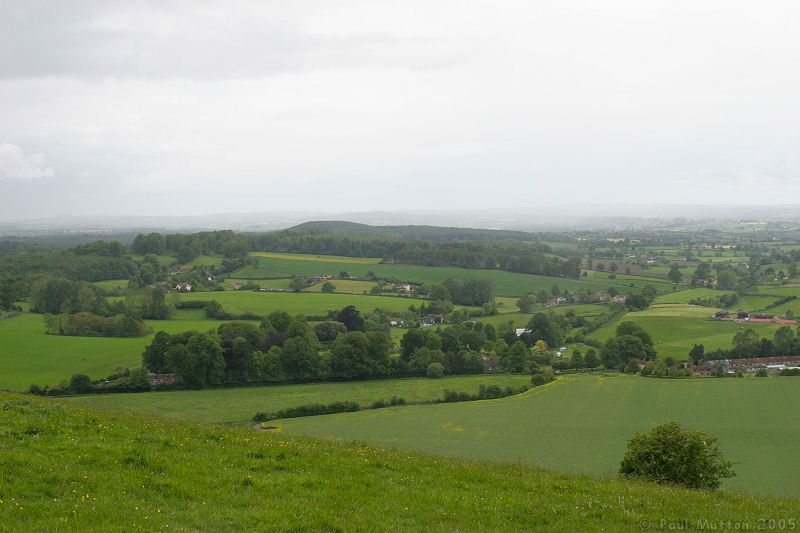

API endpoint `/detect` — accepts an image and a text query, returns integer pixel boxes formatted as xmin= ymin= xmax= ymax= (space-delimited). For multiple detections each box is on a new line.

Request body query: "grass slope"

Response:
xmin=64 ymin=375 xmax=532 ymax=425
xmin=1 ymin=392 xmax=797 ymax=531
xmin=277 ymin=374 xmax=800 ymax=496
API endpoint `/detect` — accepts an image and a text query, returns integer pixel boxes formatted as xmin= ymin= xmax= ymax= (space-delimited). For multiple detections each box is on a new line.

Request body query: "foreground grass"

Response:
xmin=278 ymin=374 xmax=800 ymax=496
xmin=1 ymin=392 xmax=797 ymax=531
xmin=64 ymin=374 xmax=532 ymax=425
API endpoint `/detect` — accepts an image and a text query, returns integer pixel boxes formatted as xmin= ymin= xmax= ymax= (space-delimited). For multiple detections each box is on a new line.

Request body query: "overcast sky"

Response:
xmin=1 ymin=0 xmax=799 ymax=221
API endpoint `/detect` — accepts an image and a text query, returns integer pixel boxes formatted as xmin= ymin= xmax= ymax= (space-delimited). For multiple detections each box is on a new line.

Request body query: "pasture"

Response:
xmin=277 ymin=374 xmax=800 ymax=496
xmin=65 ymin=374 xmax=532 ymax=425
xmin=0 ymin=311 xmax=226 ymax=390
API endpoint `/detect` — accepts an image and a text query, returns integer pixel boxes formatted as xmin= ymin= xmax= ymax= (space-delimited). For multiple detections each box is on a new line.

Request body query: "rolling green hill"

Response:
xmin=277 ymin=374 xmax=800 ymax=496
xmin=1 ymin=391 xmax=797 ymax=531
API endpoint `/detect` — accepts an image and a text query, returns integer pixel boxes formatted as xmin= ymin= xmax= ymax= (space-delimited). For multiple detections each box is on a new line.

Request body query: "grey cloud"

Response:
xmin=0 ymin=1 xmax=462 ymax=80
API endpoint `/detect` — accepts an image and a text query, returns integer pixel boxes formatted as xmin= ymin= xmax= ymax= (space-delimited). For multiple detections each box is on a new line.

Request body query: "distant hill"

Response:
xmin=287 ymin=221 xmax=543 ymax=242
xmin=2 ymin=391 xmax=795 ymax=530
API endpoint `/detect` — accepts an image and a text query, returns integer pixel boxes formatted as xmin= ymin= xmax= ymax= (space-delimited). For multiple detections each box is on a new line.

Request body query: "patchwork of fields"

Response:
xmin=234 ymin=253 xmax=676 ymax=296
xmin=277 ymin=374 xmax=800 ymax=496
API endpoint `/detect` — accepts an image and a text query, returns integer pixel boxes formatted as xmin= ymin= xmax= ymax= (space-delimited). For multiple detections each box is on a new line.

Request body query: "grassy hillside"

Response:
xmin=277 ymin=374 xmax=800 ymax=496
xmin=1 ymin=392 xmax=797 ymax=531
xmin=64 ymin=374 xmax=532 ymax=425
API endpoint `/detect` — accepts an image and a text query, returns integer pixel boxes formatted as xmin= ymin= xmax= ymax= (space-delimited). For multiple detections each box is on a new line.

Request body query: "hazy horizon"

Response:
xmin=2 ymin=1 xmax=799 ymax=219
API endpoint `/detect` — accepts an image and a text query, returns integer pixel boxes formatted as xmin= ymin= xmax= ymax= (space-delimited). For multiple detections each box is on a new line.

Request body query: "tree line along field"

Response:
xmin=173 ymin=290 xmax=442 ymax=317
xmin=232 ymin=253 xmax=676 ymax=296
xmin=276 ymin=374 xmax=800 ymax=497
xmin=64 ymin=374 xmax=532 ymax=425
xmin=4 ymin=393 xmax=796 ymax=532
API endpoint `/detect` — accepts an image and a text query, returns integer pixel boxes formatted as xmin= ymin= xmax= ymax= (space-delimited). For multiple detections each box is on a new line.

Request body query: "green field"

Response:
xmin=177 ymin=291 xmax=433 ymax=316
xmin=475 ymin=303 xmax=609 ymax=329
xmin=235 ymin=253 xmax=674 ymax=297
xmin=0 ymin=311 xmax=226 ymax=391
xmin=303 ymin=279 xmax=377 ymax=294
xmin=589 ymin=304 xmax=781 ymax=360
xmin=64 ymin=375 xmax=532 ymax=425
xmin=277 ymin=374 xmax=800 ymax=496
xmin=4 ymin=392 xmax=795 ymax=531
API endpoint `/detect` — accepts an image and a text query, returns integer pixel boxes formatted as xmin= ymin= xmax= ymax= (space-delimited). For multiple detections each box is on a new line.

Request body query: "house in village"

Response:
xmin=420 ymin=314 xmax=444 ymax=326
xmin=174 ymin=281 xmax=193 ymax=292
xmin=482 ymin=355 xmax=503 ymax=373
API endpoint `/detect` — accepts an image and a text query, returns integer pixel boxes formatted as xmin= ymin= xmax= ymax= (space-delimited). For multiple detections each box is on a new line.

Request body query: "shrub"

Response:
xmin=69 ymin=374 xmax=95 ymax=394
xmin=426 ymin=362 xmax=444 ymax=378
xmin=619 ymin=422 xmax=735 ymax=490
xmin=253 ymin=401 xmax=361 ymax=422
xmin=531 ymin=374 xmax=549 ymax=387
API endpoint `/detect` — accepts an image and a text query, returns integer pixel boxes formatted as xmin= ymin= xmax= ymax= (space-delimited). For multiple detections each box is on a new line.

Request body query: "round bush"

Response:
xmin=619 ymin=422 xmax=735 ymax=490
xmin=426 ymin=362 xmax=444 ymax=379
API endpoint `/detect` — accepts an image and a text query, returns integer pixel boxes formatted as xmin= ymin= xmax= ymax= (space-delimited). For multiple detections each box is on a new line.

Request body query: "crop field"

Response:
xmin=654 ymin=287 xmax=729 ymax=304
xmin=65 ymin=374 xmax=532 ymax=425
xmin=589 ymin=304 xmax=781 ymax=359
xmin=0 ymin=311 xmax=227 ymax=390
xmin=277 ymin=374 xmax=800 ymax=496
xmin=234 ymin=253 xmax=674 ymax=297
xmin=177 ymin=291 xmax=434 ymax=316
xmin=303 ymin=280 xmax=377 ymax=294
xmin=581 ymin=270 xmax=675 ymax=292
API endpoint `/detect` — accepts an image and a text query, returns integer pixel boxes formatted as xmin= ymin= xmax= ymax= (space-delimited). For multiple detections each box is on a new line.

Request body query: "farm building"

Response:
xmin=691 ymin=363 xmax=716 ymax=377
xmin=707 ymin=356 xmax=800 ymax=374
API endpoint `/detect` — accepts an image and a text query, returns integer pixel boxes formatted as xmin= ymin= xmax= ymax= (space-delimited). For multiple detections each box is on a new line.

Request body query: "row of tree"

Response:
xmin=691 ymin=325 xmax=800 ymax=363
